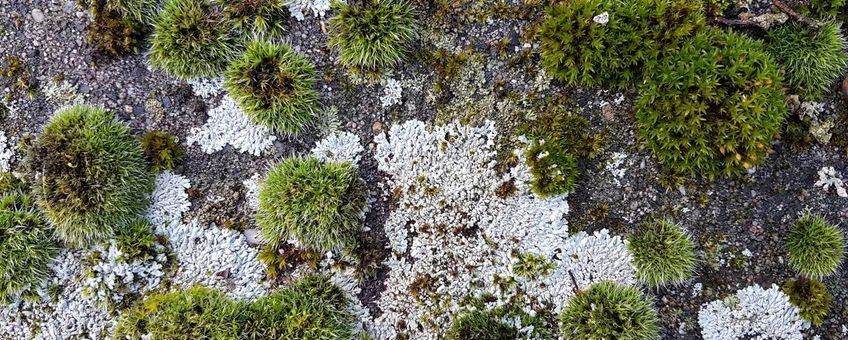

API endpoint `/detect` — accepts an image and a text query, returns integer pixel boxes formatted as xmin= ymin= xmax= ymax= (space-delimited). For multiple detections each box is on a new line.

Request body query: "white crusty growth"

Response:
xmin=698 ymin=284 xmax=809 ymax=340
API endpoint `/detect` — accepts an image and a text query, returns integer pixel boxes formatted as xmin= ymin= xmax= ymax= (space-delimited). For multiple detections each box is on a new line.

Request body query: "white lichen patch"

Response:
xmin=814 ymin=166 xmax=847 ymax=198
xmin=380 ymin=78 xmax=402 ymax=108
xmin=698 ymin=284 xmax=809 ymax=340
xmin=0 ymin=131 xmax=13 ymax=172
xmin=311 ymin=130 xmax=364 ymax=165
xmin=82 ymin=240 xmax=167 ymax=306
xmin=147 ymin=171 xmax=192 ymax=229
xmin=161 ymin=220 xmax=269 ymax=300
xmin=286 ymin=0 xmax=342 ymax=20
xmin=42 ymin=78 xmax=83 ymax=106
xmin=242 ymin=173 xmax=262 ymax=212
xmin=1 ymin=250 xmax=116 ymax=339
xmin=146 ymin=172 xmax=268 ymax=300
xmin=606 ymin=152 xmax=628 ymax=185
xmin=186 ymin=96 xmax=277 ymax=156
xmin=368 ymin=120 xmax=635 ymax=339
xmin=186 ymin=77 xmax=225 ymax=99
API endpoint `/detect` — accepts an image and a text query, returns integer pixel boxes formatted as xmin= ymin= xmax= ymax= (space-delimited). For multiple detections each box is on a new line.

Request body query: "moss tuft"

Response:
xmin=627 ymin=220 xmax=697 ymax=287
xmin=635 ymin=29 xmax=787 ymax=178
xmin=448 ymin=305 xmax=552 ymax=340
xmin=560 ymin=281 xmax=659 ymax=339
xmin=25 ymin=105 xmax=154 ymax=248
xmin=767 ymin=21 xmax=848 ymax=99
xmin=149 ymin=0 xmax=239 ymax=79
xmin=224 ymin=41 xmax=318 ymax=134
xmin=328 ymin=0 xmax=418 ymax=73
xmin=257 ymin=157 xmax=367 ymax=253
xmin=783 ymin=277 xmax=831 ymax=326
xmin=525 ymin=139 xmax=577 ymax=198
xmin=538 ymin=0 xmax=705 ymax=88
xmin=115 ymin=276 xmax=354 ymax=339
xmin=786 ymin=215 xmax=845 ymax=277
xmin=217 ymin=0 xmax=287 ymax=39
xmin=0 ymin=174 xmax=59 ymax=303
xmin=141 ymin=130 xmax=183 ymax=173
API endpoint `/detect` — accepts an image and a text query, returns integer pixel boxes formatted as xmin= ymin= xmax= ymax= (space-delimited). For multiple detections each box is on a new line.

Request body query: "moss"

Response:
xmin=25 ymin=105 xmax=154 ymax=247
xmin=328 ymin=0 xmax=418 ymax=73
xmin=448 ymin=305 xmax=552 ymax=340
xmin=0 ymin=175 xmax=60 ymax=303
xmin=786 ymin=215 xmax=845 ymax=277
xmin=523 ymin=112 xmax=607 ymax=159
xmin=538 ymin=0 xmax=705 ymax=88
xmin=560 ymin=281 xmax=659 ymax=339
xmin=224 ymin=41 xmax=318 ymax=134
xmin=784 ymin=277 xmax=831 ymax=326
xmin=85 ymin=0 xmax=148 ymax=57
xmin=635 ymin=29 xmax=787 ymax=178
xmin=141 ymin=130 xmax=183 ymax=173
xmin=217 ymin=0 xmax=287 ymax=39
xmin=512 ymin=251 xmax=554 ymax=279
xmin=525 ymin=139 xmax=578 ymax=198
xmin=767 ymin=21 xmax=848 ymax=99
xmin=628 ymin=220 xmax=697 ymax=287
xmin=257 ymin=157 xmax=367 ymax=253
xmin=149 ymin=0 xmax=239 ymax=79
xmin=115 ymin=276 xmax=354 ymax=339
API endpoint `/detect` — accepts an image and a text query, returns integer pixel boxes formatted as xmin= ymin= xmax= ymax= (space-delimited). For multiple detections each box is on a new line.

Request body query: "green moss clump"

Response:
xmin=627 ymin=220 xmax=697 ymax=287
xmin=524 ymin=112 xmax=607 ymax=159
xmin=328 ymin=0 xmax=418 ymax=73
xmin=258 ymin=157 xmax=367 ymax=253
xmin=560 ymin=281 xmax=659 ymax=339
xmin=635 ymin=29 xmax=787 ymax=178
xmin=448 ymin=306 xmax=552 ymax=340
xmin=149 ymin=0 xmax=239 ymax=79
xmin=786 ymin=215 xmax=845 ymax=277
xmin=115 ymin=276 xmax=354 ymax=339
xmin=767 ymin=22 xmax=848 ymax=99
xmin=0 ymin=174 xmax=59 ymax=303
xmin=217 ymin=0 xmax=287 ymax=39
xmin=113 ymin=218 xmax=161 ymax=261
xmin=225 ymin=41 xmax=318 ymax=134
xmin=141 ymin=130 xmax=183 ymax=173
xmin=538 ymin=0 xmax=705 ymax=88
xmin=25 ymin=105 xmax=154 ymax=248
xmin=783 ymin=277 xmax=831 ymax=327
xmin=525 ymin=140 xmax=577 ymax=198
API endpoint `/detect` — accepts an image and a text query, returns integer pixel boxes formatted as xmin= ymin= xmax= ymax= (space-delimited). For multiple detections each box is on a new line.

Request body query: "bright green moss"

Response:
xmin=783 ymin=277 xmax=831 ymax=327
xmin=538 ymin=0 xmax=705 ymax=88
xmin=328 ymin=0 xmax=418 ymax=73
xmin=141 ymin=130 xmax=183 ymax=173
xmin=149 ymin=0 xmax=239 ymax=79
xmin=628 ymin=220 xmax=697 ymax=287
xmin=115 ymin=276 xmax=354 ymax=339
xmin=0 ymin=176 xmax=59 ymax=303
xmin=786 ymin=215 xmax=845 ymax=277
xmin=560 ymin=281 xmax=659 ymax=339
xmin=257 ymin=157 xmax=367 ymax=253
xmin=25 ymin=105 xmax=154 ymax=248
xmin=635 ymin=29 xmax=787 ymax=178
xmin=224 ymin=41 xmax=318 ymax=134
xmin=767 ymin=21 xmax=848 ymax=99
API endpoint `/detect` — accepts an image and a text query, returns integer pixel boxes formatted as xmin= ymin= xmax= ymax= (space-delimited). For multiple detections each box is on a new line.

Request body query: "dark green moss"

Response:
xmin=784 ymin=277 xmax=831 ymax=326
xmin=141 ymin=130 xmax=183 ymax=173
xmin=525 ymin=140 xmax=578 ymax=198
xmin=448 ymin=305 xmax=552 ymax=340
